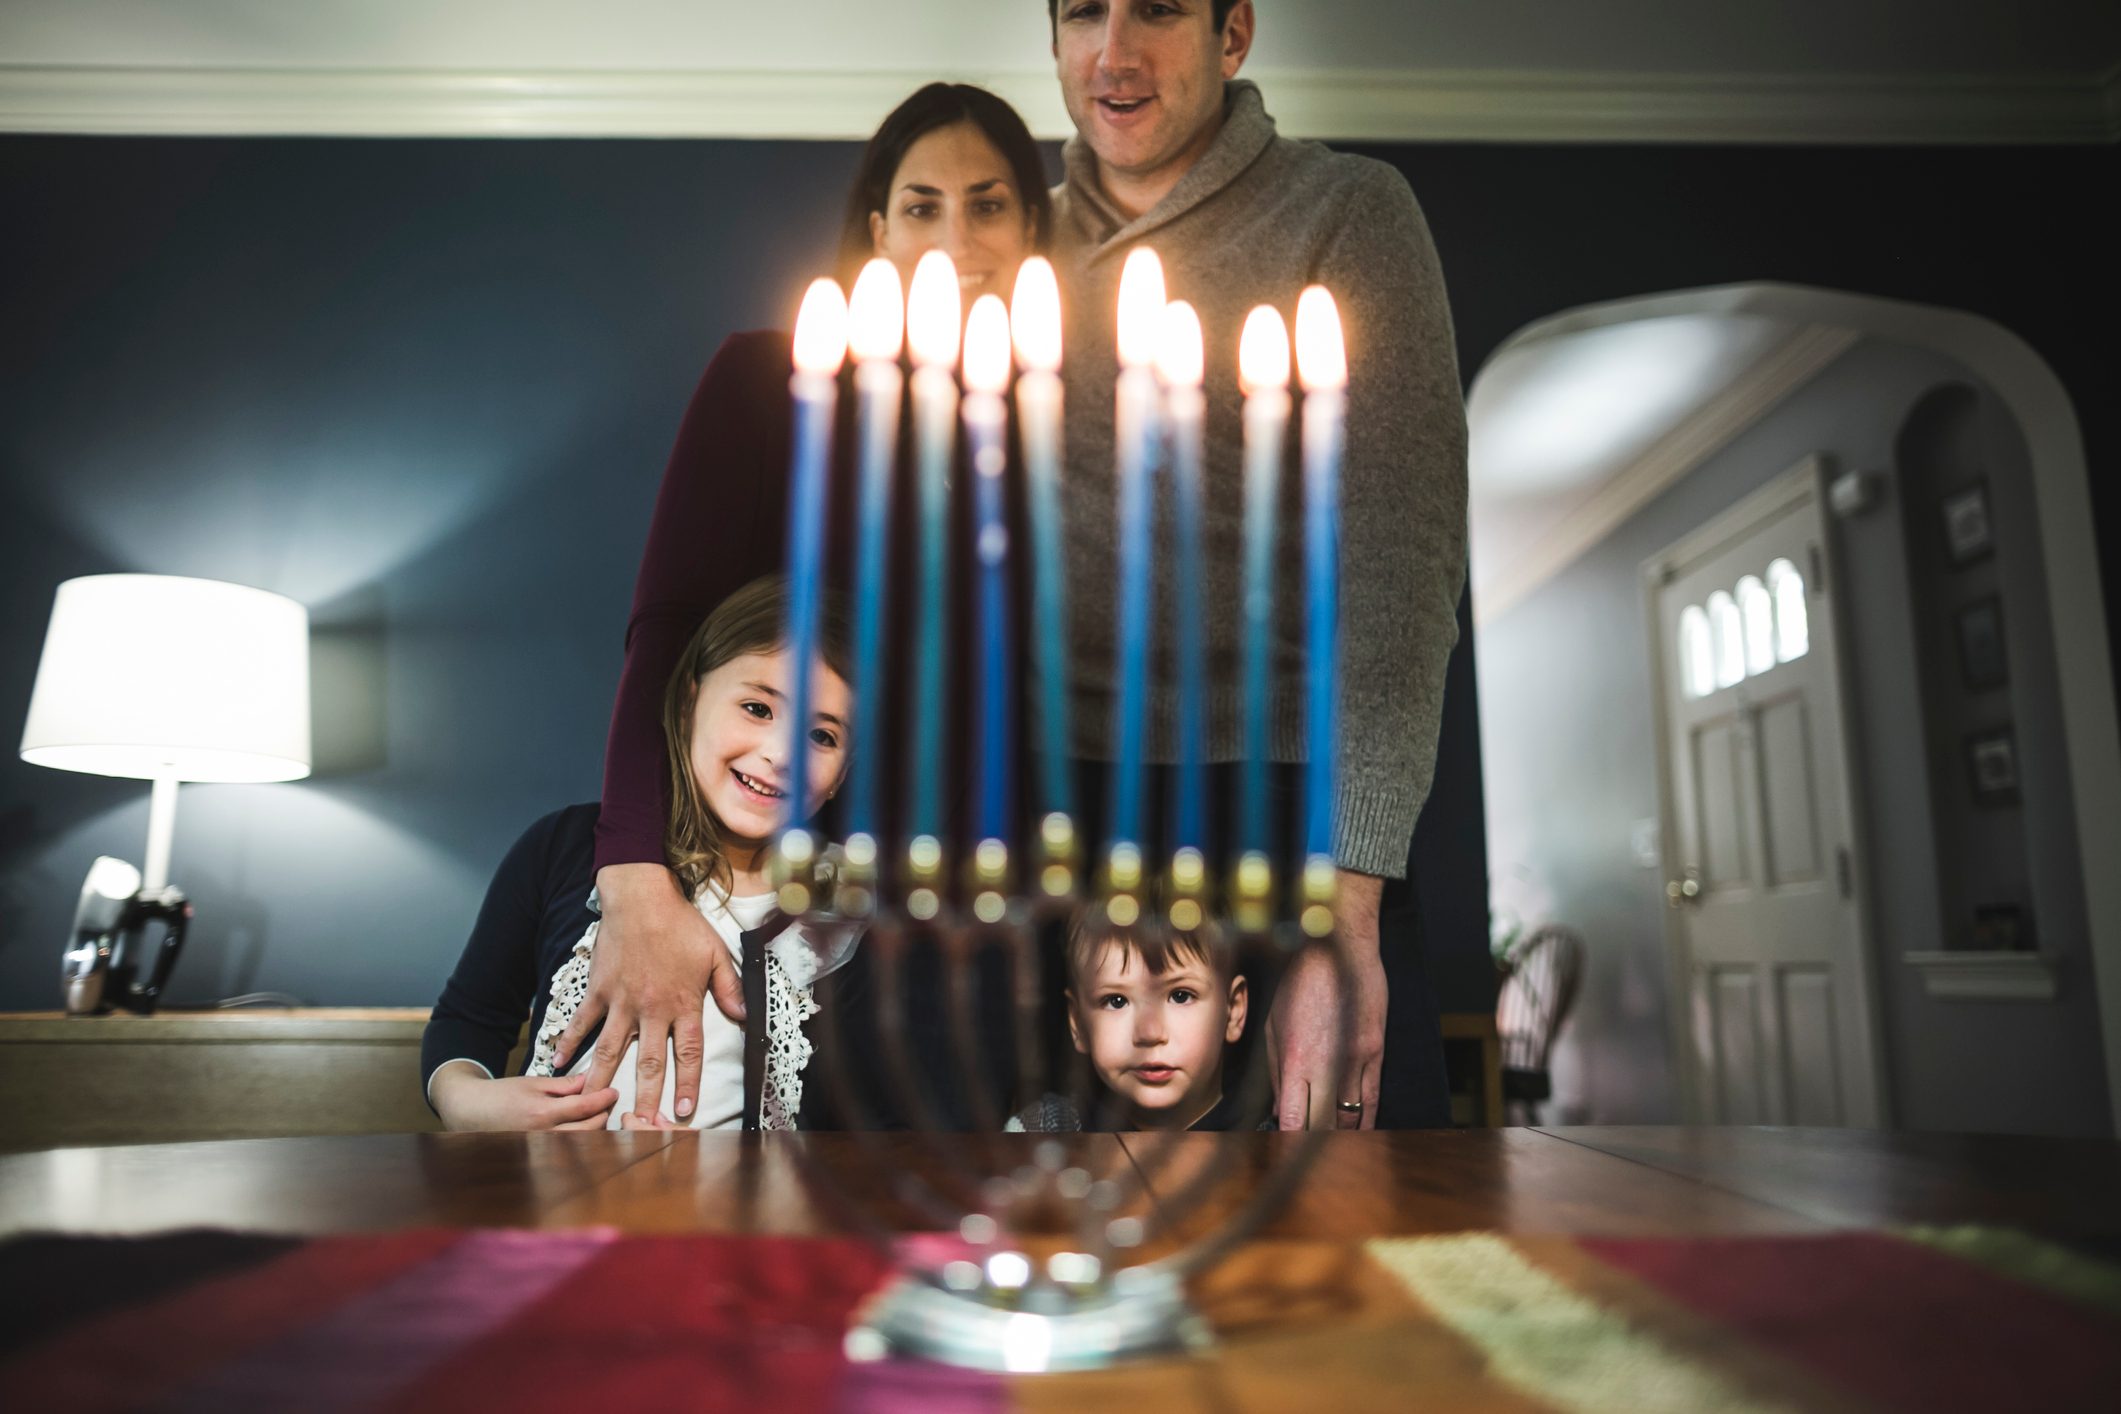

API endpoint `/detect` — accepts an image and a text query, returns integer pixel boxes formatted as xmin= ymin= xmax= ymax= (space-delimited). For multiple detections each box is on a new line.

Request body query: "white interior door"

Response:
xmin=1649 ymin=459 xmax=1884 ymax=1126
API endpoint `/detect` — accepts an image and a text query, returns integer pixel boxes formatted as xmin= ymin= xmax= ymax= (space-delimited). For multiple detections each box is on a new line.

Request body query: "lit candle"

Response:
xmin=1010 ymin=257 xmax=1073 ymax=823
xmin=782 ymin=277 xmax=849 ymax=833
xmin=1237 ymin=306 xmax=1291 ymax=861
xmin=1155 ymin=300 xmax=1206 ymax=855
xmin=1110 ymin=247 xmax=1165 ymax=856
xmin=843 ymin=259 xmax=904 ymax=848
xmin=962 ymin=293 xmax=1014 ymax=847
xmin=904 ymin=251 xmax=961 ymax=851
xmin=1295 ymin=286 xmax=1347 ymax=867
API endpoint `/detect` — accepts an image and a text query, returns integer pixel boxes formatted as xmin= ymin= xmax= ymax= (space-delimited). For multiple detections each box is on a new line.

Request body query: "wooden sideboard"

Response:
xmin=0 ymin=1009 xmax=445 ymax=1151
xmin=0 ymin=1007 xmax=1499 ymax=1151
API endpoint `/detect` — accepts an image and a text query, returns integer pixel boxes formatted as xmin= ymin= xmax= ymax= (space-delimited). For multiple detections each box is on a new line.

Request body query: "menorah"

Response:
xmin=765 ymin=247 xmax=1356 ymax=1372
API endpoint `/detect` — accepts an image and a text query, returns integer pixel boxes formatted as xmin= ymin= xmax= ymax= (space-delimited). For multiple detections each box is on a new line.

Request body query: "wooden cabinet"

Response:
xmin=0 ymin=1009 xmax=443 ymax=1151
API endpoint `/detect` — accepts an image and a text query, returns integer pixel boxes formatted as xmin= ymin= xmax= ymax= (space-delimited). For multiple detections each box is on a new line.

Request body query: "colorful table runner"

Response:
xmin=3 ymin=1228 xmax=2115 ymax=1411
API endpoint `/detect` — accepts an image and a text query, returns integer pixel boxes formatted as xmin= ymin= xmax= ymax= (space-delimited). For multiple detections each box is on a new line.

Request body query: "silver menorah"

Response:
xmin=761 ymin=249 xmax=1356 ymax=1371
xmin=769 ymin=824 xmax=1353 ymax=1373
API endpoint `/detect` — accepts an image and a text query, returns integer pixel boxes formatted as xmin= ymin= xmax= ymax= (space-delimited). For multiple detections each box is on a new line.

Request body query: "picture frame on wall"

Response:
xmin=1941 ymin=480 xmax=1995 ymax=567
xmin=1965 ymin=726 xmax=2021 ymax=807
xmin=1954 ymin=595 xmax=2009 ymax=691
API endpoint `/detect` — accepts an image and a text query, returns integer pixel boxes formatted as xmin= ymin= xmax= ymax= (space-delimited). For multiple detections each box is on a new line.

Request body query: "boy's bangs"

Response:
xmin=1067 ymin=910 xmax=1232 ymax=981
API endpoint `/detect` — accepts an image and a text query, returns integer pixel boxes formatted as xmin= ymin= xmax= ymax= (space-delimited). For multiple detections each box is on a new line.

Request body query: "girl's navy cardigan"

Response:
xmin=423 ymin=803 xmax=890 ymax=1130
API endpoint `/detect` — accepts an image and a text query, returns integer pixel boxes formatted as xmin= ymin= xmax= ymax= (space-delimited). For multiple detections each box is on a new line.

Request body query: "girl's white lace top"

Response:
xmin=526 ymin=885 xmax=822 ymax=1130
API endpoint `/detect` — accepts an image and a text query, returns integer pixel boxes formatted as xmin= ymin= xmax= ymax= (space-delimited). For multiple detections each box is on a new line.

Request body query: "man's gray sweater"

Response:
xmin=1050 ymin=81 xmax=1469 ymax=879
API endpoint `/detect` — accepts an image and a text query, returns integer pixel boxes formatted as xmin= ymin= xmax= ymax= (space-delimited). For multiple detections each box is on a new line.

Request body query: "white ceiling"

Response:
xmin=2 ymin=1 xmax=2116 ymax=140
xmin=1466 ymin=311 xmax=1860 ymax=622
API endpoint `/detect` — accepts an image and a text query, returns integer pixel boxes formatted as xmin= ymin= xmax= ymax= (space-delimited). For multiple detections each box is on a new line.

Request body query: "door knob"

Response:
xmin=1665 ymin=875 xmax=1701 ymax=907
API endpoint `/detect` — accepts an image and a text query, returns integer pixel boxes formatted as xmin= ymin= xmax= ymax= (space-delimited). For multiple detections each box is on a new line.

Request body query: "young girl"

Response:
xmin=422 ymin=575 xmax=856 ymax=1131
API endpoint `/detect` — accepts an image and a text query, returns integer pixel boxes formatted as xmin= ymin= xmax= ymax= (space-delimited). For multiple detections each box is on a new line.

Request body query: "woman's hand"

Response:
xmin=429 ymin=1063 xmax=618 ymax=1132
xmin=553 ymin=863 xmax=745 ymax=1125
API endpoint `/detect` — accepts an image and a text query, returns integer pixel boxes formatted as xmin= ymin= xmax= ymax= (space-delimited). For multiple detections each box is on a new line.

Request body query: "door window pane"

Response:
xmin=1768 ymin=558 xmax=1810 ymax=662
xmin=1738 ymin=574 xmax=1774 ymax=676
xmin=1709 ymin=590 xmax=1744 ymax=689
xmin=1681 ymin=605 xmax=1714 ymax=699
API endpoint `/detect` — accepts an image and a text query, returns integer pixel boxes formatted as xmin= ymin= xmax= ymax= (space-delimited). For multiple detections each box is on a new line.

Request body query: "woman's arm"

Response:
xmin=594 ymin=330 xmax=794 ymax=873
xmin=567 ymin=331 xmax=793 ymax=1124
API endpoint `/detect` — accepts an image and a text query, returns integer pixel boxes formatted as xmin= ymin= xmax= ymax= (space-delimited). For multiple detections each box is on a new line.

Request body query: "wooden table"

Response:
xmin=5 ymin=1126 xmax=2116 ymax=1241
xmin=5 ymin=1128 xmax=2118 ymax=1412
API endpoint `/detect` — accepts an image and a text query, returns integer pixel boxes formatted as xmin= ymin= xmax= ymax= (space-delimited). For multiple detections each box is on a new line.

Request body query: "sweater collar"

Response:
xmin=1061 ymin=79 xmax=1278 ymax=260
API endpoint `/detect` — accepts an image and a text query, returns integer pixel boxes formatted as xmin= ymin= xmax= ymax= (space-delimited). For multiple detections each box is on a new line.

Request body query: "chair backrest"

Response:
xmin=1495 ymin=925 xmax=1586 ymax=1073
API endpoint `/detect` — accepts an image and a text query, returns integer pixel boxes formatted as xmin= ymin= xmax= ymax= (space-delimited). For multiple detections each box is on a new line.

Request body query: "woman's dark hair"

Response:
xmin=836 ymin=83 xmax=1052 ymax=287
xmin=1046 ymin=0 xmax=1241 ymax=31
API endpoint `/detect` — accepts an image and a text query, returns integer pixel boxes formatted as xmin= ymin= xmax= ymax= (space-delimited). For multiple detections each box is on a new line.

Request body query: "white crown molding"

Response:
xmin=0 ymin=64 xmax=2115 ymax=143
xmin=1474 ymin=323 xmax=1860 ymax=628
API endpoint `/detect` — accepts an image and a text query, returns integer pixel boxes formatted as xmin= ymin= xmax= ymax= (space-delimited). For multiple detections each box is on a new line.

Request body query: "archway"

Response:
xmin=1471 ymin=281 xmax=2121 ymax=1134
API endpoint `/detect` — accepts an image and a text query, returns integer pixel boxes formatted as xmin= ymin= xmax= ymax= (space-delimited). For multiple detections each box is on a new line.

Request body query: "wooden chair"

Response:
xmin=1495 ymin=925 xmax=1585 ymax=1125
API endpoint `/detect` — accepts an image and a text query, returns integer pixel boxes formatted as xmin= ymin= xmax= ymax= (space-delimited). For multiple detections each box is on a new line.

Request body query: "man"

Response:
xmin=1046 ymin=0 xmax=1469 ymax=1130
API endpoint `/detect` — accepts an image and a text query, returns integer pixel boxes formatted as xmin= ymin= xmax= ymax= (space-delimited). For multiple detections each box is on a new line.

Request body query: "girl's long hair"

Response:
xmin=661 ymin=575 xmax=854 ymax=899
xmin=836 ymin=82 xmax=1053 ymax=289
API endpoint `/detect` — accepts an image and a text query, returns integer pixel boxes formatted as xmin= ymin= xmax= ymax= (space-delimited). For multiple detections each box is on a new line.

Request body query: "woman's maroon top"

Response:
xmin=596 ymin=331 xmax=796 ymax=871
xmin=598 ymin=331 xmax=1011 ymax=874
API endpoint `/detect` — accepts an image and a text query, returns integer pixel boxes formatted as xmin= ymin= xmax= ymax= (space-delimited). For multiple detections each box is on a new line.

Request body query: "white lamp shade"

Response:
xmin=20 ymin=574 xmax=312 ymax=783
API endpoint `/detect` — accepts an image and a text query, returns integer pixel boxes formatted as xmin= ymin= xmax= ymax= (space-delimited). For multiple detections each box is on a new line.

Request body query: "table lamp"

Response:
xmin=19 ymin=574 xmax=311 ymax=1014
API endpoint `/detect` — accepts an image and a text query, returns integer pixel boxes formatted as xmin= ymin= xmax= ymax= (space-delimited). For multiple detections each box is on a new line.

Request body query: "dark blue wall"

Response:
xmin=0 ymin=137 xmax=862 ymax=1009
xmin=4 ymin=133 xmax=2114 ymax=1033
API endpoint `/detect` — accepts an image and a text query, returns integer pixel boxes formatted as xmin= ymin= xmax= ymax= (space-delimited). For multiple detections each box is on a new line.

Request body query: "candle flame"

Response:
xmin=1294 ymin=286 xmax=1347 ymax=391
xmin=907 ymin=250 xmax=963 ymax=368
xmin=847 ymin=259 xmax=905 ymax=363
xmin=1154 ymin=300 xmax=1204 ymax=388
xmin=1239 ymin=305 xmax=1291 ymax=393
xmin=1115 ymin=246 xmax=1166 ymax=370
xmin=1011 ymin=257 xmax=1062 ymax=373
xmin=791 ymin=278 xmax=850 ymax=376
xmin=963 ymin=295 xmax=1013 ymax=395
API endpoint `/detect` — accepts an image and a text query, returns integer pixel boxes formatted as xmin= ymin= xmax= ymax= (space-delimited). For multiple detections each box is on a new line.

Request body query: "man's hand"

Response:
xmin=552 ymin=862 xmax=744 ymax=1124
xmin=429 ymin=1063 xmax=618 ymax=1132
xmin=1266 ymin=869 xmax=1388 ymax=1130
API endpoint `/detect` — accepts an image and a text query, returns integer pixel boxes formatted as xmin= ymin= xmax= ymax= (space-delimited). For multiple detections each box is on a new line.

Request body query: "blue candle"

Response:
xmin=843 ymin=260 xmax=905 ymax=846
xmin=1237 ymin=306 xmax=1292 ymax=861
xmin=1295 ymin=287 xmax=1348 ymax=866
xmin=904 ymin=251 xmax=962 ymax=848
xmin=1010 ymin=258 xmax=1073 ymax=822
xmin=962 ymin=294 xmax=1014 ymax=844
xmin=1109 ymin=248 xmax=1166 ymax=854
xmin=782 ymin=278 xmax=849 ymax=832
xmin=1155 ymin=301 xmax=1207 ymax=854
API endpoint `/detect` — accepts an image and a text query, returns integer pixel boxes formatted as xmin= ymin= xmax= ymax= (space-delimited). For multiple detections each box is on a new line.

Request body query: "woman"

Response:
xmin=550 ymin=84 xmax=1051 ymax=1122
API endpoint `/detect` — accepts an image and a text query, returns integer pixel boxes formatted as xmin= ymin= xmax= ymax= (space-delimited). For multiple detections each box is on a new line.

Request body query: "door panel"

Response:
xmin=1708 ymin=967 xmax=1766 ymax=1124
xmin=1693 ymin=718 xmax=1751 ymax=893
xmin=1757 ymin=694 xmax=1823 ymax=887
xmin=1778 ymin=966 xmax=1842 ymax=1126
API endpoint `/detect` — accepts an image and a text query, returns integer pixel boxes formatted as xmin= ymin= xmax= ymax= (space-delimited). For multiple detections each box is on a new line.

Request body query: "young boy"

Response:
xmin=1009 ymin=910 xmax=1256 ymax=1132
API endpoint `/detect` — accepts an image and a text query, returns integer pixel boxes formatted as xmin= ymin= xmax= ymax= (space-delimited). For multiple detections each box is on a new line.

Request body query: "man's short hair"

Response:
xmin=1065 ymin=907 xmax=1234 ymax=987
xmin=1047 ymin=1 xmax=1241 ymax=34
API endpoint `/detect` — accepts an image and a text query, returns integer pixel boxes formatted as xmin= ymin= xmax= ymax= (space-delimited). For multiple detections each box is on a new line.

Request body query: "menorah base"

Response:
xmin=845 ymin=1265 xmax=1211 ymax=1373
